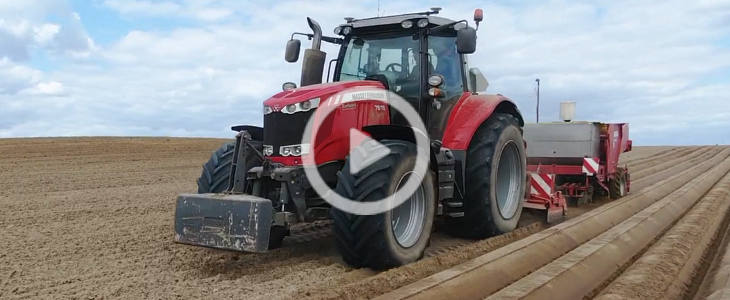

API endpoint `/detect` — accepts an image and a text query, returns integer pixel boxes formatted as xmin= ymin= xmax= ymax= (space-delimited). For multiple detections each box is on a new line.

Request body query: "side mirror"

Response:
xmin=285 ymin=39 xmax=301 ymax=62
xmin=456 ymin=27 xmax=477 ymax=54
xmin=469 ymin=68 xmax=488 ymax=93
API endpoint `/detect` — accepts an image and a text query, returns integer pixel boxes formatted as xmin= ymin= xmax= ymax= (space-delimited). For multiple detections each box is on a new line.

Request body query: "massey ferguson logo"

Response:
xmin=327 ymin=90 xmax=387 ymax=106
xmin=272 ymin=104 xmax=281 ymax=112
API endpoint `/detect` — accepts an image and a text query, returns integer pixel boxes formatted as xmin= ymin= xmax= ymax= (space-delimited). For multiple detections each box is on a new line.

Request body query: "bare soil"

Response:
xmin=0 ymin=137 xmax=670 ymax=299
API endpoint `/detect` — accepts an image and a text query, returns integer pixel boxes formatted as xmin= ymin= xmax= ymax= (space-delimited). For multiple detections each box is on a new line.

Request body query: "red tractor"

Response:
xmin=174 ymin=8 xmax=527 ymax=269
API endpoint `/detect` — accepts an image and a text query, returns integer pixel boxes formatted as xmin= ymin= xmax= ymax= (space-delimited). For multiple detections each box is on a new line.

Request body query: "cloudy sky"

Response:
xmin=0 ymin=0 xmax=728 ymax=145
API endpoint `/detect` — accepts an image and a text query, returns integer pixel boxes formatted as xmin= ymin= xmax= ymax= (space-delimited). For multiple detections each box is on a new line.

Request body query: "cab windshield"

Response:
xmin=338 ymin=34 xmax=420 ymax=97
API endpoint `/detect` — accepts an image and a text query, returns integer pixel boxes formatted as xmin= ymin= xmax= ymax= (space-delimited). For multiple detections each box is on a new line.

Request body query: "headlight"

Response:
xmin=279 ymin=143 xmax=310 ymax=156
xmin=263 ymin=105 xmax=273 ymax=115
xmin=286 ymin=104 xmax=296 ymax=113
xmin=300 ymin=100 xmax=312 ymax=110
xmin=334 ymin=26 xmax=342 ymax=35
xmin=263 ymin=145 xmax=274 ymax=156
xmin=428 ymin=74 xmax=444 ymax=87
xmin=279 ymin=98 xmax=320 ymax=114
xmin=417 ymin=19 xmax=429 ymax=28
xmin=342 ymin=26 xmax=352 ymax=35
xmin=401 ymin=20 xmax=413 ymax=29
xmin=281 ymin=146 xmax=291 ymax=156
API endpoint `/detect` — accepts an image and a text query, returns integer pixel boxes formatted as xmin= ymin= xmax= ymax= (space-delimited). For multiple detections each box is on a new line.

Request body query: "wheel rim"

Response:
xmin=496 ymin=141 xmax=523 ymax=219
xmin=391 ymin=172 xmax=426 ymax=248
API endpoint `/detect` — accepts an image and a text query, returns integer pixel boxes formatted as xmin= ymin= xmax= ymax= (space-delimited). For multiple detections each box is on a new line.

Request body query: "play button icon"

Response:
xmin=348 ymin=128 xmax=391 ymax=175
xmin=301 ymin=87 xmax=430 ymax=215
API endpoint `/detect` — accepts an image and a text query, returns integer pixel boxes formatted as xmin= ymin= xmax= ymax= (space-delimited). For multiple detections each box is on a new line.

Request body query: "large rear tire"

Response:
xmin=446 ymin=113 xmax=526 ymax=238
xmin=331 ymin=139 xmax=435 ymax=269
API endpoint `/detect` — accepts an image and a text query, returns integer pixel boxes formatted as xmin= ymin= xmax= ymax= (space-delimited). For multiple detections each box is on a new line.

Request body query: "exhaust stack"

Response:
xmin=300 ymin=17 xmax=326 ymax=87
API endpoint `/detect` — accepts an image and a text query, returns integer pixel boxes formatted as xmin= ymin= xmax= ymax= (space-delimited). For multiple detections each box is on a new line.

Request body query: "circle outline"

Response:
xmin=300 ymin=87 xmax=431 ymax=216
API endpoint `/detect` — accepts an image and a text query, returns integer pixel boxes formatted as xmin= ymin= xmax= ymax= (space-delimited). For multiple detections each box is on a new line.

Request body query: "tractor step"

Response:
xmin=174 ymin=193 xmax=273 ymax=252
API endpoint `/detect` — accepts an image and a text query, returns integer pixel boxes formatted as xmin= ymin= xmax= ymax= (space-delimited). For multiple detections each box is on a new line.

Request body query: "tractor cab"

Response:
xmin=285 ymin=7 xmax=489 ymax=138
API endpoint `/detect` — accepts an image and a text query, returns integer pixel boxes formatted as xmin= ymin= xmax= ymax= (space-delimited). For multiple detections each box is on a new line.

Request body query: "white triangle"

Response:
xmin=349 ymin=128 xmax=391 ymax=175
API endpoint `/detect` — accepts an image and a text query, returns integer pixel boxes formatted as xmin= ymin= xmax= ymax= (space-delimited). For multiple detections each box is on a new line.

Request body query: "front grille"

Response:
xmin=263 ymin=110 xmax=314 ymax=155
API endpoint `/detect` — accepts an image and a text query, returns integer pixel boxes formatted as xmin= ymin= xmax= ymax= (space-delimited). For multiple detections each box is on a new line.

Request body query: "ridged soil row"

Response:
xmin=631 ymin=146 xmax=719 ymax=191
xmin=696 ymin=224 xmax=730 ymax=300
xmin=621 ymin=147 xmax=680 ymax=166
xmin=487 ymin=151 xmax=730 ymax=299
xmin=631 ymin=146 xmax=711 ymax=179
xmin=300 ymin=224 xmax=545 ymax=300
xmin=625 ymin=146 xmax=692 ymax=169
xmin=377 ymin=147 xmax=729 ymax=300
xmin=595 ymin=171 xmax=730 ymax=299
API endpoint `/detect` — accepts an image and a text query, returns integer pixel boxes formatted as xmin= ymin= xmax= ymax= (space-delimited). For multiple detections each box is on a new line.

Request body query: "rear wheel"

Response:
xmin=446 ymin=113 xmax=526 ymax=238
xmin=576 ymin=185 xmax=594 ymax=205
xmin=610 ymin=167 xmax=628 ymax=199
xmin=331 ymin=139 xmax=435 ymax=269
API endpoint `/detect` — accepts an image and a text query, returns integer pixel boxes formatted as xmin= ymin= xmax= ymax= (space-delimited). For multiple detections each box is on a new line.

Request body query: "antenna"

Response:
xmin=378 ymin=0 xmax=381 ymax=17
xmin=535 ymin=78 xmax=540 ymax=123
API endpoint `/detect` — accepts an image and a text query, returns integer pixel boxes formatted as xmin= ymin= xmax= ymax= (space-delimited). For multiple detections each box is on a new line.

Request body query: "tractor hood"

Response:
xmin=261 ymin=80 xmax=386 ymax=165
xmin=263 ymin=80 xmax=384 ymax=111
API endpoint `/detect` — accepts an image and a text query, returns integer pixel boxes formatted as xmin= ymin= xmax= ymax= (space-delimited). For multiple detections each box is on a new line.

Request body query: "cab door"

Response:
xmin=425 ymin=34 xmax=467 ymax=140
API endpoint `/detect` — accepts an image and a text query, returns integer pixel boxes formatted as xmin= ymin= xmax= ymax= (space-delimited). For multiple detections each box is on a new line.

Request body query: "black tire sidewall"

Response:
xmin=487 ymin=124 xmax=526 ymax=232
xmin=331 ymin=140 xmax=436 ymax=269
xmin=382 ymin=154 xmax=435 ymax=263
xmin=197 ymin=142 xmax=235 ymax=193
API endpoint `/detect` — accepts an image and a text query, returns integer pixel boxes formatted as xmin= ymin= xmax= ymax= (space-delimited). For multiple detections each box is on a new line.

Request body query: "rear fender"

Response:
xmin=441 ymin=94 xmax=524 ymax=150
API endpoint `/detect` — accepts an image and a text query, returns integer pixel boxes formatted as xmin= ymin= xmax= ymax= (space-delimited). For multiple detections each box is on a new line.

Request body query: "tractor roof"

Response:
xmin=341 ymin=9 xmax=456 ymax=30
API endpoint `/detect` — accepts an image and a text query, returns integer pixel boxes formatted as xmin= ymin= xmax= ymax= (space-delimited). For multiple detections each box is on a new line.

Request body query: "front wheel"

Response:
xmin=197 ymin=140 xmax=263 ymax=194
xmin=331 ymin=139 xmax=435 ymax=269
xmin=197 ymin=142 xmax=235 ymax=193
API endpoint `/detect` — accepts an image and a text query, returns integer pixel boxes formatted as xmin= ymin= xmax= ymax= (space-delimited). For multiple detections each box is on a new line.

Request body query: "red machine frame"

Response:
xmin=523 ymin=123 xmax=632 ymax=222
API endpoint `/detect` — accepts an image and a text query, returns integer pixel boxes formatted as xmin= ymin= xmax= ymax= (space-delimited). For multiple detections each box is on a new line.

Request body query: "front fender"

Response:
xmin=441 ymin=94 xmax=523 ymax=150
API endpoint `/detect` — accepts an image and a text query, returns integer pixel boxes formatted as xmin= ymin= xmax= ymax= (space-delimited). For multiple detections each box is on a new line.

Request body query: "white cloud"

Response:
xmin=104 ymin=0 xmax=233 ymax=22
xmin=23 ymin=81 xmax=66 ymax=96
xmin=0 ymin=57 xmax=48 ymax=94
xmin=103 ymin=0 xmax=181 ymax=16
xmin=0 ymin=0 xmax=95 ymax=61
xmin=32 ymin=23 xmax=59 ymax=44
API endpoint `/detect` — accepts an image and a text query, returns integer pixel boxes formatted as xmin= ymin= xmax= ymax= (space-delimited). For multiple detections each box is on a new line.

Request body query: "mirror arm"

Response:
xmin=291 ymin=32 xmax=313 ymax=40
xmin=289 ymin=33 xmax=342 ymax=45
xmin=428 ymin=20 xmax=468 ymax=34
xmin=321 ymin=36 xmax=344 ymax=45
